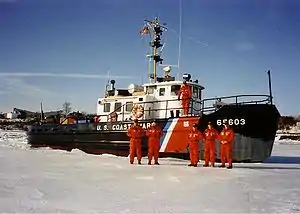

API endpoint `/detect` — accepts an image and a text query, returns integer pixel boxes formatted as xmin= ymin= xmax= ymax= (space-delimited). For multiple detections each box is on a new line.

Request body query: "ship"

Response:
xmin=26 ymin=17 xmax=281 ymax=162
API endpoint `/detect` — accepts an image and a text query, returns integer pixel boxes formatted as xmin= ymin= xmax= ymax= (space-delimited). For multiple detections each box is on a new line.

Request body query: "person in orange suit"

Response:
xmin=218 ymin=121 xmax=235 ymax=169
xmin=178 ymin=80 xmax=192 ymax=116
xmin=203 ymin=122 xmax=219 ymax=167
xmin=146 ymin=120 xmax=163 ymax=165
xmin=127 ymin=119 xmax=145 ymax=164
xmin=187 ymin=123 xmax=204 ymax=167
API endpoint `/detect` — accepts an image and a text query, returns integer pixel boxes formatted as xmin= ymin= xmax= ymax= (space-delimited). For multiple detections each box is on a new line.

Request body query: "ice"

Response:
xmin=0 ymin=129 xmax=29 ymax=150
xmin=0 ymin=129 xmax=300 ymax=213
xmin=275 ymin=138 xmax=300 ymax=145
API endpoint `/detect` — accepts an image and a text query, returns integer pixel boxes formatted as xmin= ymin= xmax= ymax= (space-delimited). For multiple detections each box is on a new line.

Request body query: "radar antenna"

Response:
xmin=140 ymin=17 xmax=167 ymax=83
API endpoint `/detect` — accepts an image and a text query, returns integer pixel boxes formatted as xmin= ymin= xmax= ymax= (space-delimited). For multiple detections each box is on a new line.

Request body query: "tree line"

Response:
xmin=278 ymin=116 xmax=300 ymax=130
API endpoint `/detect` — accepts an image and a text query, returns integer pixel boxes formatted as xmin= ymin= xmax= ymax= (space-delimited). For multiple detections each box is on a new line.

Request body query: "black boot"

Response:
xmin=138 ymin=161 xmax=141 ymax=165
xmin=148 ymin=162 xmax=151 ymax=165
xmin=219 ymin=165 xmax=225 ymax=168
xmin=203 ymin=164 xmax=209 ymax=167
xmin=188 ymin=164 xmax=193 ymax=166
xmin=154 ymin=162 xmax=160 ymax=165
xmin=227 ymin=165 xmax=233 ymax=169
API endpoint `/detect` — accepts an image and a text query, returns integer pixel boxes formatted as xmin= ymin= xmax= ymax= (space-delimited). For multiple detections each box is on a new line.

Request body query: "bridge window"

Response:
xmin=125 ymin=101 xmax=133 ymax=112
xmin=146 ymin=86 xmax=156 ymax=94
xmin=114 ymin=102 xmax=122 ymax=112
xmin=104 ymin=103 xmax=111 ymax=112
xmin=159 ymin=88 xmax=165 ymax=96
xmin=171 ymin=85 xmax=181 ymax=96
xmin=193 ymin=87 xmax=199 ymax=98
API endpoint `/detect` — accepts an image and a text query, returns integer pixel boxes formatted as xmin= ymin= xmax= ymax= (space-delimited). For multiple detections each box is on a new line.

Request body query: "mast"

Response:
xmin=40 ymin=102 xmax=44 ymax=121
xmin=141 ymin=17 xmax=167 ymax=83
xmin=266 ymin=70 xmax=273 ymax=105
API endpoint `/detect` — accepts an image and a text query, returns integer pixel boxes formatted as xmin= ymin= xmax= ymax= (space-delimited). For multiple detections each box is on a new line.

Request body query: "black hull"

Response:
xmin=27 ymin=104 xmax=280 ymax=162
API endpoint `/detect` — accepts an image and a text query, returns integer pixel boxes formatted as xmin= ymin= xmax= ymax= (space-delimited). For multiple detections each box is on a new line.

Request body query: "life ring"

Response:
xmin=131 ymin=104 xmax=144 ymax=120
xmin=93 ymin=115 xmax=101 ymax=123
xmin=109 ymin=112 xmax=118 ymax=122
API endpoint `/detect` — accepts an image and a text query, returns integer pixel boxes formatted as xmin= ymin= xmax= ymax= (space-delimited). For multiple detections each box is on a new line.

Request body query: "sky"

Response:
xmin=0 ymin=0 xmax=299 ymax=115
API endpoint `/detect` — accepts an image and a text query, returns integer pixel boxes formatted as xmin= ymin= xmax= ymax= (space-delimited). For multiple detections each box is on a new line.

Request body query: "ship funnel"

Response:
xmin=110 ymin=80 xmax=115 ymax=91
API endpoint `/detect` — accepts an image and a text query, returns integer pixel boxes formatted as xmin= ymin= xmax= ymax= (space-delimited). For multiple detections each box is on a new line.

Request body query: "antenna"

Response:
xmin=104 ymin=70 xmax=110 ymax=97
xmin=178 ymin=0 xmax=182 ymax=69
xmin=158 ymin=0 xmax=182 ymax=69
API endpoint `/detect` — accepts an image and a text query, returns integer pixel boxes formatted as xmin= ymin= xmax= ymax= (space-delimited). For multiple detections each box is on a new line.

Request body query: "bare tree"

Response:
xmin=62 ymin=102 xmax=72 ymax=115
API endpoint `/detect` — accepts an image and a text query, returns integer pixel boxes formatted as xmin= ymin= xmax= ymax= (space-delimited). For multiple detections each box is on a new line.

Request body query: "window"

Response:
xmin=171 ymin=85 xmax=181 ymax=96
xmin=146 ymin=86 xmax=156 ymax=94
xmin=125 ymin=101 xmax=133 ymax=112
xmin=193 ymin=87 xmax=198 ymax=98
xmin=159 ymin=88 xmax=165 ymax=96
xmin=103 ymin=103 xmax=111 ymax=112
xmin=114 ymin=102 xmax=122 ymax=112
xmin=198 ymin=90 xmax=202 ymax=100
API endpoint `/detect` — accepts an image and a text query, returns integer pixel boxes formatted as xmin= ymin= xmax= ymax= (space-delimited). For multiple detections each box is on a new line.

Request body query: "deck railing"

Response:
xmin=96 ymin=94 xmax=272 ymax=123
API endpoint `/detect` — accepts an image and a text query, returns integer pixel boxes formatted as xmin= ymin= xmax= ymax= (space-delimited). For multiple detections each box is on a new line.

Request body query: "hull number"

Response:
xmin=216 ymin=118 xmax=246 ymax=126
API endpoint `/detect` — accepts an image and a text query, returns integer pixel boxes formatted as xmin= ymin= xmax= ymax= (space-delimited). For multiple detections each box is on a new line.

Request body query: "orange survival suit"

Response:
xmin=218 ymin=123 xmax=235 ymax=169
xmin=146 ymin=121 xmax=163 ymax=165
xmin=187 ymin=124 xmax=204 ymax=167
xmin=178 ymin=81 xmax=192 ymax=115
xmin=127 ymin=120 xmax=145 ymax=164
xmin=203 ymin=122 xmax=219 ymax=167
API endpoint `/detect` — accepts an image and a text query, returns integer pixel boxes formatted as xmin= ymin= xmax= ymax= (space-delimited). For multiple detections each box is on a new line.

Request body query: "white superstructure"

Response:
xmin=96 ymin=68 xmax=205 ymax=122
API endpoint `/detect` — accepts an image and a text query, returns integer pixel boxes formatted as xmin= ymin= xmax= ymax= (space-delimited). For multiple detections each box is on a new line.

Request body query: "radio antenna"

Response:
xmin=177 ymin=0 xmax=182 ymax=69
xmin=159 ymin=0 xmax=182 ymax=70
xmin=104 ymin=70 xmax=110 ymax=97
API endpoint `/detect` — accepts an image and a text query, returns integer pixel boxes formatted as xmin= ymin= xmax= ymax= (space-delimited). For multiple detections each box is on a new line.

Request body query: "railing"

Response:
xmin=96 ymin=94 xmax=272 ymax=123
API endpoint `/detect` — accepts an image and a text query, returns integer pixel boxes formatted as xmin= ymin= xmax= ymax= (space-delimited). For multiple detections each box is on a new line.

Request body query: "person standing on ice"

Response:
xmin=187 ymin=123 xmax=204 ymax=167
xmin=146 ymin=120 xmax=163 ymax=165
xmin=218 ymin=121 xmax=235 ymax=169
xmin=177 ymin=80 xmax=192 ymax=116
xmin=127 ymin=119 xmax=145 ymax=164
xmin=203 ymin=122 xmax=219 ymax=167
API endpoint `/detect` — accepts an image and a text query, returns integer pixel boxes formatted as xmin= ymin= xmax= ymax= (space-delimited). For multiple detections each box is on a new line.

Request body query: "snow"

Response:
xmin=0 ymin=129 xmax=29 ymax=150
xmin=275 ymin=138 xmax=300 ymax=145
xmin=0 ymin=129 xmax=300 ymax=213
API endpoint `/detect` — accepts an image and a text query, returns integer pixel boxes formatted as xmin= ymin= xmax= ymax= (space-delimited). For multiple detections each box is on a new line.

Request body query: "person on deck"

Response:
xmin=203 ymin=122 xmax=219 ymax=167
xmin=127 ymin=119 xmax=145 ymax=164
xmin=177 ymin=80 xmax=192 ymax=116
xmin=187 ymin=123 xmax=204 ymax=167
xmin=146 ymin=120 xmax=163 ymax=165
xmin=218 ymin=121 xmax=235 ymax=169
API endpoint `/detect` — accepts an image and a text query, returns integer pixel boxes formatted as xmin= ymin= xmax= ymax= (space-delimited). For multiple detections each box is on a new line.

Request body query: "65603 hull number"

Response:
xmin=217 ymin=118 xmax=246 ymax=126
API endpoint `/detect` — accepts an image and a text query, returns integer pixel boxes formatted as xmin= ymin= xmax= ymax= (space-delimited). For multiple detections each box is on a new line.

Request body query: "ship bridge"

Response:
xmin=96 ymin=68 xmax=206 ymax=123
